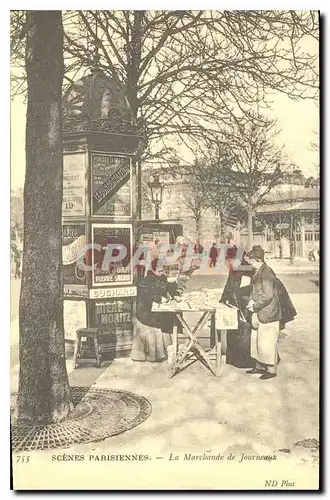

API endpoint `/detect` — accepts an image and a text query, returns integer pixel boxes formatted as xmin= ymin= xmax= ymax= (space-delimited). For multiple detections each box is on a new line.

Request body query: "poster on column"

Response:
xmin=62 ymin=153 xmax=86 ymax=216
xmin=62 ymin=223 xmax=87 ymax=286
xmin=93 ymin=298 xmax=134 ymax=356
xmin=91 ymin=153 xmax=132 ymax=217
xmin=92 ymin=224 xmax=133 ymax=286
xmin=63 ymin=300 xmax=87 ymax=341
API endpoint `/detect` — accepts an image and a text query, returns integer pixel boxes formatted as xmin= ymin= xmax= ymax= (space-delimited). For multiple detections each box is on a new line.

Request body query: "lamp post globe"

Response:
xmin=148 ymin=173 xmax=164 ymax=220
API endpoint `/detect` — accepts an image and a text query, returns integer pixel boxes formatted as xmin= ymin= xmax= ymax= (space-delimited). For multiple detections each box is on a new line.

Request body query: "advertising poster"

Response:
xmin=138 ymin=230 xmax=170 ymax=246
xmin=93 ymin=298 xmax=134 ymax=356
xmin=92 ymin=224 xmax=132 ymax=285
xmin=91 ymin=154 xmax=132 ymax=217
xmin=62 ymin=153 xmax=86 ymax=216
xmin=63 ymin=300 xmax=87 ymax=341
xmin=62 ymin=223 xmax=87 ymax=286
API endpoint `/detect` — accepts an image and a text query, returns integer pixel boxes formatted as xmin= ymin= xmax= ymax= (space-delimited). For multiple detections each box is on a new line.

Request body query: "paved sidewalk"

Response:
xmin=11 ymin=293 xmax=319 ymax=463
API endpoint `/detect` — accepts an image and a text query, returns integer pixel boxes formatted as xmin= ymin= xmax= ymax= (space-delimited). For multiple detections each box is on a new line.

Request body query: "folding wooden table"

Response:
xmin=152 ymin=303 xmax=228 ymax=378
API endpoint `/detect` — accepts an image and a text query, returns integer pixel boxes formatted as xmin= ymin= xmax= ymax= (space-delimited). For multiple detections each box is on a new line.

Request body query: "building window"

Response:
xmin=305 ymin=232 xmax=313 ymax=242
xmin=266 ymin=233 xmax=272 ymax=242
xmin=314 ymin=232 xmax=320 ymax=241
xmin=295 ymin=233 xmax=301 ymax=241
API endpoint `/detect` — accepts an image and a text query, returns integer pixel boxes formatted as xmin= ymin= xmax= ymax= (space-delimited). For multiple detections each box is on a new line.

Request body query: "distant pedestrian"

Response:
xmin=209 ymin=243 xmax=218 ymax=267
xmin=309 ymin=248 xmax=319 ymax=262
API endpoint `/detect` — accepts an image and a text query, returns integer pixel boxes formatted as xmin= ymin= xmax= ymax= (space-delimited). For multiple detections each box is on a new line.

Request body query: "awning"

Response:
xmin=257 ymin=199 xmax=319 ymax=214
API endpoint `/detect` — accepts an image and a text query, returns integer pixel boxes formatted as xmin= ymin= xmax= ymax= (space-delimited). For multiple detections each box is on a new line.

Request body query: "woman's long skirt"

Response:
xmin=226 ymin=319 xmax=253 ymax=368
xmin=131 ymin=319 xmax=172 ymax=362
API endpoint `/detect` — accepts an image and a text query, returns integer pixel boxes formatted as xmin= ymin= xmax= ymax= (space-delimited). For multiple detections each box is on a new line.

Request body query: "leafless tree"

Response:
xmin=190 ymin=148 xmax=241 ymax=241
xmin=12 ymin=11 xmax=319 ymax=155
xmin=181 ymin=180 xmax=209 ymax=244
xmin=17 ymin=11 xmax=73 ymax=424
xmin=193 ymin=112 xmax=290 ymax=249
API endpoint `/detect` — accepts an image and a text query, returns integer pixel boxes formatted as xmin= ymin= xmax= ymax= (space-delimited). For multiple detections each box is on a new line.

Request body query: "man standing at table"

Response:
xmin=245 ymin=246 xmax=282 ymax=380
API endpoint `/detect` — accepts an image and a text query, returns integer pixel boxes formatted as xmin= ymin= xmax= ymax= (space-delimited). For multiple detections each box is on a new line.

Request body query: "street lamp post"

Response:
xmin=148 ymin=174 xmax=165 ymax=220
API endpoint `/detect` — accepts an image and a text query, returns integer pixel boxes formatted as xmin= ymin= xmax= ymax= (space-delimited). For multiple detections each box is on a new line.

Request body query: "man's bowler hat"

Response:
xmin=246 ymin=245 xmax=265 ymax=261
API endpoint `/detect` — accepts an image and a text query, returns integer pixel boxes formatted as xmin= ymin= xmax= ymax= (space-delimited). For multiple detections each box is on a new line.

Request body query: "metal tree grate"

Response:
xmin=11 ymin=387 xmax=152 ymax=452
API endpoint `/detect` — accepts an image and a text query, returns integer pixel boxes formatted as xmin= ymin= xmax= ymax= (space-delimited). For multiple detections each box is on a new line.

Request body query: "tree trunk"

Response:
xmin=235 ymin=223 xmax=241 ymax=246
xmin=247 ymin=204 xmax=254 ymax=250
xmin=136 ymin=154 xmax=142 ymax=220
xmin=17 ymin=11 xmax=73 ymax=424
xmin=218 ymin=211 xmax=225 ymax=242
xmin=127 ymin=12 xmax=144 ymax=220
xmin=127 ymin=11 xmax=143 ymax=117
xmin=289 ymin=213 xmax=295 ymax=264
xmin=195 ymin=216 xmax=201 ymax=244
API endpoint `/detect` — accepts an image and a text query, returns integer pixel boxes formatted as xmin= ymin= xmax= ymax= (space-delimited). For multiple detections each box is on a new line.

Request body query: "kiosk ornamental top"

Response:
xmin=62 ymin=71 xmax=140 ymax=136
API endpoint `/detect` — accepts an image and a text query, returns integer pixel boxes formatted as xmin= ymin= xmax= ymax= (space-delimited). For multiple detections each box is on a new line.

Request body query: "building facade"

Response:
xmin=256 ymin=182 xmax=320 ymax=259
xmin=142 ymin=166 xmax=320 ymax=259
xmin=141 ymin=167 xmax=227 ymax=246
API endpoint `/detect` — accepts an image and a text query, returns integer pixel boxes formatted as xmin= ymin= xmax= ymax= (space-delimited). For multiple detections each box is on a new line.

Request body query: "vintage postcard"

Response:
xmin=10 ymin=9 xmax=320 ymax=490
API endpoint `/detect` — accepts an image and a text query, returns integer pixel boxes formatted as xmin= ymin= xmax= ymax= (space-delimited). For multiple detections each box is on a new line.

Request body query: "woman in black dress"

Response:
xmin=131 ymin=239 xmax=198 ymax=362
xmin=220 ymin=250 xmax=254 ymax=368
xmin=131 ymin=258 xmax=173 ymax=362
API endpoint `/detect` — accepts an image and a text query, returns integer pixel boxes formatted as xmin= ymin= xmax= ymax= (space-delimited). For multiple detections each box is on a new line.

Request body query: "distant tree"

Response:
xmin=193 ymin=112 xmax=289 ymax=249
xmin=141 ymin=173 xmax=154 ymax=218
xmin=181 ymin=180 xmax=209 ymax=244
xmin=309 ymin=130 xmax=320 ymax=173
xmin=305 ymin=176 xmax=319 ymax=188
xmin=191 ymin=149 xmax=243 ymax=241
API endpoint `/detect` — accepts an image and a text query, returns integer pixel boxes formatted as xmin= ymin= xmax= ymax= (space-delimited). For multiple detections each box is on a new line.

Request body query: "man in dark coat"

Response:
xmin=209 ymin=243 xmax=218 ymax=267
xmin=245 ymin=246 xmax=296 ymax=380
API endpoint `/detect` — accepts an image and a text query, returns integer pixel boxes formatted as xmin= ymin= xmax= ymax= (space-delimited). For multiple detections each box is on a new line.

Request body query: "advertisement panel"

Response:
xmin=93 ymin=298 xmax=134 ymax=356
xmin=62 ymin=153 xmax=86 ymax=216
xmin=92 ymin=224 xmax=133 ymax=286
xmin=62 ymin=223 xmax=87 ymax=286
xmin=91 ymin=154 xmax=132 ymax=217
xmin=63 ymin=300 xmax=87 ymax=341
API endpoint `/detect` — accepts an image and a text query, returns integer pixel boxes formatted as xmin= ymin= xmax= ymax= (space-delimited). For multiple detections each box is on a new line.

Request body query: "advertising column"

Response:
xmin=89 ymin=153 xmax=137 ymax=358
